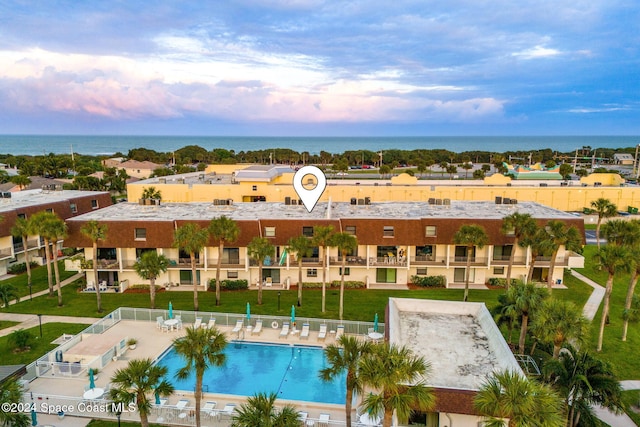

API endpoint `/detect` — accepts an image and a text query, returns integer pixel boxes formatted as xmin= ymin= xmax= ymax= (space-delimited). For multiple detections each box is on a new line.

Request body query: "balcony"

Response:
xmin=411 ymin=255 xmax=446 ymax=266
xmin=168 ymin=258 xmax=204 ymax=268
xmin=96 ymin=259 xmax=119 ymax=270
xmin=369 ymin=257 xmax=407 ymax=267
xmin=449 ymin=256 xmax=488 ymax=266
xmin=290 ymin=256 xmax=322 ymax=266
xmin=249 ymin=259 xmax=282 ymax=267
xmin=13 ymin=242 xmax=24 ymax=253
xmin=27 ymin=238 xmax=41 ymax=249
xmin=207 ymin=259 xmax=246 ymax=268
xmin=329 ymin=256 xmax=367 ymax=266
xmin=0 ymin=248 xmax=12 ymax=260
xmin=535 ymin=252 xmax=584 ymax=268
xmin=491 ymin=256 xmax=527 ymax=266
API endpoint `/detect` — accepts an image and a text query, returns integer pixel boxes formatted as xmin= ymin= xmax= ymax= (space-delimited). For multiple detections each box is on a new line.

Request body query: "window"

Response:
xmin=97 ymin=248 xmax=117 ymax=260
xmin=416 ymin=268 xmax=428 ymax=276
xmin=339 ymin=267 xmax=351 ymax=275
xmin=345 ymin=225 xmax=356 ymax=235
xmin=493 ymin=245 xmax=513 ymax=261
xmin=222 ymin=248 xmax=240 ymax=264
xmin=493 ymin=267 xmax=505 ymax=275
xmin=307 ymin=269 xmax=318 ymax=277
xmin=134 ymin=228 xmax=147 ymax=240
xmin=454 ymin=268 xmax=475 ymax=283
xmin=70 ymin=203 xmax=77 ymax=213
xmin=383 ymin=226 xmax=394 ymax=237
xmin=376 ymin=268 xmax=397 ymax=283
xmin=46 ymin=208 xmax=53 ymax=213
xmin=91 ymin=199 xmax=99 ymax=209
xmin=425 ymin=226 xmax=437 ymax=236
xmin=264 ymin=227 xmax=276 ymax=237
xmin=227 ymin=271 xmax=239 ymax=279
xmin=302 ymin=226 xmax=314 ymax=237
xmin=17 ymin=213 xmax=26 ymax=219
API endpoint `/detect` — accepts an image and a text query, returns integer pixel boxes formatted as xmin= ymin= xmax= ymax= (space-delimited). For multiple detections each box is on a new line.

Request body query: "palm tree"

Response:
xmin=542 ymin=220 xmax=582 ymax=290
xmin=287 ymin=235 xmax=313 ymax=307
xmin=0 ymin=283 xmax=19 ymax=307
xmin=247 ymin=237 xmax=274 ymax=305
xmin=134 ymin=251 xmax=169 ymax=309
xmin=81 ymin=220 xmax=108 ymax=313
xmin=30 ymin=211 xmax=55 ymax=297
xmin=320 ymin=335 xmax=373 ymax=427
xmin=623 ymin=295 xmax=640 ymax=342
xmin=173 ymin=326 xmax=227 ymax=427
xmin=10 ymin=216 xmax=35 ymax=296
xmin=10 ymin=174 xmax=31 ymax=190
xmin=231 ymin=392 xmax=300 ymax=427
xmin=623 ymin=242 xmax=640 ymax=341
xmin=312 ymin=225 xmax=334 ymax=313
xmin=329 ymin=232 xmax=357 ymax=320
xmin=521 ymin=226 xmax=554 ymax=283
xmin=474 ymin=370 xmax=564 ymax=427
xmin=508 ymin=280 xmax=549 ymax=354
xmin=109 ymin=358 xmax=174 ymax=427
xmin=531 ymin=299 xmax=589 ymax=359
xmin=34 ymin=212 xmax=67 ymax=306
xmin=453 ymin=224 xmax=489 ymax=301
xmin=500 ymin=212 xmax=537 ymax=289
xmin=593 ymin=244 xmax=632 ymax=351
xmin=0 ymin=378 xmax=30 ymax=427
xmin=601 ymin=218 xmax=640 ymax=246
xmin=141 ymin=186 xmax=162 ymax=200
xmin=359 ymin=343 xmax=435 ymax=427
xmin=491 ymin=292 xmax=519 ymax=345
xmin=590 ymin=197 xmax=617 ymax=250
xmin=543 ymin=347 xmax=624 ymax=427
xmin=209 ymin=215 xmax=239 ymax=306
xmin=173 ymin=223 xmax=209 ymax=311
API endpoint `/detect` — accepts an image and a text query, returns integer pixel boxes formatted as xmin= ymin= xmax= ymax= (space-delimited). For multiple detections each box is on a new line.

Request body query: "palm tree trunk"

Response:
xmin=195 ymin=372 xmax=203 ymax=427
xmin=463 ymin=248 xmax=471 ymax=302
xmin=52 ymin=244 xmax=62 ymax=306
xmin=215 ymin=242 xmax=223 ymax=306
xmin=596 ymin=219 xmax=602 ymax=251
xmin=345 ymin=385 xmax=353 ymax=427
xmin=297 ymin=258 xmax=303 ymax=306
xmin=622 ymin=271 xmax=638 ymax=341
xmin=258 ymin=265 xmax=263 ymax=305
xmin=44 ymin=238 xmax=53 ymax=296
xmin=597 ymin=275 xmax=614 ymax=351
xmin=191 ymin=254 xmax=198 ymax=311
xmin=339 ymin=254 xmax=346 ymax=320
xmin=139 ymin=409 xmax=150 ymax=427
xmin=547 ymin=249 xmax=558 ymax=290
xmin=93 ymin=242 xmax=102 ymax=312
xmin=321 ymin=245 xmax=327 ymax=312
xmin=505 ymin=237 xmax=518 ymax=290
xmin=382 ymin=404 xmax=393 ymax=427
xmin=518 ymin=314 xmax=529 ymax=354
xmin=553 ymin=342 xmax=561 ymax=359
xmin=527 ymin=253 xmax=537 ymax=283
xmin=23 ymin=236 xmax=32 ymax=292
xmin=149 ymin=277 xmax=156 ymax=309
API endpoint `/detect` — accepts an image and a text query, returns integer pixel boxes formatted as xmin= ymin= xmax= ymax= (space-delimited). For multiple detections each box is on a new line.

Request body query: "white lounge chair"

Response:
xmin=279 ymin=322 xmax=290 ymax=338
xmin=220 ymin=403 xmax=236 ymax=416
xmin=193 ymin=317 xmax=202 ymax=329
xmin=300 ymin=323 xmax=310 ymax=339
xmin=298 ymin=411 xmax=308 ymax=424
xmin=251 ymin=319 xmax=263 ymax=335
xmin=335 ymin=325 xmax=345 ymax=340
xmin=202 ymin=401 xmax=216 ymax=418
xmin=205 ymin=318 xmax=216 ymax=329
xmin=319 ymin=413 xmax=330 ymax=426
xmin=317 ymin=324 xmax=327 ymax=341
xmin=232 ymin=319 xmax=244 ymax=333
xmin=175 ymin=315 xmax=183 ymax=330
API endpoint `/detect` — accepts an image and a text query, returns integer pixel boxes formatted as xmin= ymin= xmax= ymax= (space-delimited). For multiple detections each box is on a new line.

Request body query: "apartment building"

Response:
xmin=0 ymin=189 xmax=112 ymax=276
xmin=63 ymin=200 xmax=584 ymax=289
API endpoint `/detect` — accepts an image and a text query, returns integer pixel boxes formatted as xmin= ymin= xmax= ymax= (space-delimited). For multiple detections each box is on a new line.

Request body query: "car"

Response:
xmin=336 ymin=172 xmax=349 ymax=176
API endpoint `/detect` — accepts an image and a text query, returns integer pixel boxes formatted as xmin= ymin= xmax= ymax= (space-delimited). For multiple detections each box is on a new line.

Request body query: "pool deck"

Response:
xmin=27 ymin=319 xmax=354 ymax=425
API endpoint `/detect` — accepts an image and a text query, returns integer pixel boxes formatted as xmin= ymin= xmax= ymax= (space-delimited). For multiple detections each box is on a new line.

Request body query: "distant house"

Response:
xmin=613 ymin=153 xmax=634 ymax=165
xmin=101 ymin=158 xmax=162 ymax=179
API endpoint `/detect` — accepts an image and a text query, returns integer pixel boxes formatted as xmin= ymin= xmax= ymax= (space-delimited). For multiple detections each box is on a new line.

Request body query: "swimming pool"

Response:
xmin=156 ymin=341 xmax=346 ymax=404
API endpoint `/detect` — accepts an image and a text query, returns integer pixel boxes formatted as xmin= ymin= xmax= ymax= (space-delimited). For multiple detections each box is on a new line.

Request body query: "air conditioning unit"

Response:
xmin=503 ymin=198 xmax=511 ymax=204
xmin=227 ymin=199 xmax=233 ymax=205
xmin=495 ymin=196 xmax=502 ymax=204
xmin=428 ymin=198 xmax=435 ymax=205
xmin=364 ymin=197 xmax=371 ymax=205
xmin=285 ymin=197 xmax=291 ymax=205
xmin=357 ymin=198 xmax=365 ymax=205
xmin=350 ymin=198 xmax=357 ymax=205
xmin=291 ymin=199 xmax=297 ymax=205
xmin=443 ymin=198 xmax=450 ymax=205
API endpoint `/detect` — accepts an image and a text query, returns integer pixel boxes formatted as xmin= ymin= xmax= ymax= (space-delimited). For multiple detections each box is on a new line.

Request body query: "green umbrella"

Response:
xmin=246 ymin=302 xmax=251 ymax=325
xmin=374 ymin=313 xmax=379 ymax=333
xmin=88 ymin=368 xmax=95 ymax=389
xmin=168 ymin=301 xmax=173 ymax=319
xmin=155 ymin=390 xmax=161 ymax=405
xmin=31 ymin=409 xmax=37 ymax=426
xmin=290 ymin=305 xmax=296 ymax=325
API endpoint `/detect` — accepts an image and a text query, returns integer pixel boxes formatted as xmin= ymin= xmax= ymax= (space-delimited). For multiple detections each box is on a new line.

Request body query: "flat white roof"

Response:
xmin=0 ymin=189 xmax=108 ymax=213
xmin=388 ymin=298 xmax=523 ymax=391
xmin=65 ymin=200 xmax=576 ymax=222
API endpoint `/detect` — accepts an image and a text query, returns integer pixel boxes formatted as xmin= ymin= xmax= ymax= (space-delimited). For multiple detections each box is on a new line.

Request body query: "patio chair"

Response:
xmin=265 ymin=277 xmax=273 ymax=287
xmin=220 ymin=403 xmax=236 ymax=416
xmin=298 ymin=411 xmax=308 ymax=424
xmin=279 ymin=322 xmax=290 ymax=338
xmin=202 ymin=401 xmax=217 ymax=418
xmin=318 ymin=413 xmax=330 ymax=427
xmin=193 ymin=317 xmax=202 ymax=329
xmin=317 ymin=324 xmax=327 ymax=341
xmin=335 ymin=325 xmax=345 ymax=340
xmin=251 ymin=319 xmax=263 ymax=335
xmin=206 ymin=317 xmax=216 ymax=329
xmin=156 ymin=316 xmax=165 ymax=330
xmin=300 ymin=323 xmax=310 ymax=339
xmin=175 ymin=315 xmax=183 ymax=330
xmin=230 ymin=319 xmax=243 ymax=333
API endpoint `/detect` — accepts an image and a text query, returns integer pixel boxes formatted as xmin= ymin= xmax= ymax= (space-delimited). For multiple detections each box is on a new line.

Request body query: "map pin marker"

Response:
xmin=292 ymin=166 xmax=327 ymax=213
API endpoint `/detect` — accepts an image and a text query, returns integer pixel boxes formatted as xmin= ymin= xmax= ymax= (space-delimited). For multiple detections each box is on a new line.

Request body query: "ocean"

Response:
xmin=0 ymin=135 xmax=638 ymax=156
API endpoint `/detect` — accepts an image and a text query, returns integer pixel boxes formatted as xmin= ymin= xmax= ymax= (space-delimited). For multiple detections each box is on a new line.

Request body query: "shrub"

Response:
xmin=208 ymin=279 xmax=249 ymax=291
xmin=329 ymin=280 xmax=366 ymax=289
xmin=7 ymin=262 xmax=39 ymax=275
xmin=61 ymin=247 xmax=76 ymax=257
xmin=9 ymin=329 xmax=33 ymax=351
xmin=487 ymin=278 xmax=517 ymax=288
xmin=410 ymin=275 xmax=446 ymax=288
xmin=128 ymin=284 xmax=162 ymax=290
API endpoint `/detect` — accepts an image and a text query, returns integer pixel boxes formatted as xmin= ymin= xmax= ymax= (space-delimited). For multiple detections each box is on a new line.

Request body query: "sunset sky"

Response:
xmin=0 ymin=1 xmax=638 ymax=135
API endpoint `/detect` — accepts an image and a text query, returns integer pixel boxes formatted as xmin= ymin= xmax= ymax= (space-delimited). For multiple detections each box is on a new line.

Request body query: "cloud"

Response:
xmin=512 ymin=45 xmax=562 ymax=60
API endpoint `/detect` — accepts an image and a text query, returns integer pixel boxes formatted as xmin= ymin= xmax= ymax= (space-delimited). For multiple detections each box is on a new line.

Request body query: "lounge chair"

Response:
xmin=279 ymin=322 xmax=290 ymax=338
xmin=265 ymin=277 xmax=273 ymax=287
xmin=220 ymin=403 xmax=236 ymax=416
xmin=300 ymin=323 xmax=310 ymax=339
xmin=319 ymin=413 xmax=330 ymax=426
xmin=317 ymin=324 xmax=327 ymax=341
xmin=298 ymin=411 xmax=308 ymax=424
xmin=335 ymin=325 xmax=345 ymax=340
xmin=175 ymin=399 xmax=189 ymax=410
xmin=193 ymin=317 xmax=202 ymax=329
xmin=232 ymin=319 xmax=244 ymax=333
xmin=206 ymin=318 xmax=216 ymax=329
xmin=202 ymin=401 xmax=216 ymax=418
xmin=251 ymin=319 xmax=263 ymax=335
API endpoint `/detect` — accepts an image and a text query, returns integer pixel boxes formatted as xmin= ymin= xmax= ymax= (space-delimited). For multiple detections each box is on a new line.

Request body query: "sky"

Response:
xmin=0 ymin=0 xmax=638 ymax=136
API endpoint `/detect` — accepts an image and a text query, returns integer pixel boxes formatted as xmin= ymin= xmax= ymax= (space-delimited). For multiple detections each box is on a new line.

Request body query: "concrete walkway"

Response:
xmin=571 ymin=270 xmax=606 ymax=321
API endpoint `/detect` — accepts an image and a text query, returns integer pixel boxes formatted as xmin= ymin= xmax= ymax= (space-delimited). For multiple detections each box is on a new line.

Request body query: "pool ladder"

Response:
xmin=237 ymin=329 xmax=245 ymax=341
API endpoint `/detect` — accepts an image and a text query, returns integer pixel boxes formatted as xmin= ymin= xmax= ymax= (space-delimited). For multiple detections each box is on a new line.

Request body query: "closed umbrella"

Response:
xmin=290 ymin=305 xmax=296 ymax=326
xmin=88 ymin=368 xmax=95 ymax=390
xmin=155 ymin=390 xmax=161 ymax=405
xmin=374 ymin=313 xmax=379 ymax=333
xmin=31 ymin=409 xmax=37 ymax=426
xmin=246 ymin=302 xmax=251 ymax=325
xmin=168 ymin=301 xmax=173 ymax=319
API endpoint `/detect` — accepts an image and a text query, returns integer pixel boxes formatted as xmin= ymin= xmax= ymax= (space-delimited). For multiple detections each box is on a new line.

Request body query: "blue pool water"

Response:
xmin=156 ymin=341 xmax=346 ymax=404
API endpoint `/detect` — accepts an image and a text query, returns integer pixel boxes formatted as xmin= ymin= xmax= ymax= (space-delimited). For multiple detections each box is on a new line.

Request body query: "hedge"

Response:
xmin=487 ymin=278 xmax=517 ymax=288
xmin=208 ymin=279 xmax=249 ymax=291
xmin=410 ymin=275 xmax=447 ymax=288
xmin=7 ymin=262 xmax=40 ymax=275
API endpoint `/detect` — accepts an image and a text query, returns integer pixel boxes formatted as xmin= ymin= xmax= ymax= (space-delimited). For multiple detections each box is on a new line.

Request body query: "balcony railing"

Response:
xmin=329 ymin=256 xmax=367 ymax=266
xmin=13 ymin=242 xmax=24 ymax=253
xmin=449 ymin=256 xmax=488 ymax=266
xmin=96 ymin=259 xmax=119 ymax=269
xmin=0 ymin=248 xmax=12 ymax=260
xmin=207 ymin=259 xmax=246 ymax=268
xmin=289 ymin=256 xmax=321 ymax=266
xmin=411 ymin=256 xmax=446 ymax=265
xmin=369 ymin=256 xmax=407 ymax=266
xmin=491 ymin=256 xmax=527 ymax=265
xmin=534 ymin=252 xmax=584 ymax=268
xmin=168 ymin=258 xmax=203 ymax=268
xmin=249 ymin=259 xmax=282 ymax=267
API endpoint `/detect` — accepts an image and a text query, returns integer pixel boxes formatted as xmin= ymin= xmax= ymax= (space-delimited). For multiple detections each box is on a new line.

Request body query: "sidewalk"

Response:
xmin=571 ymin=270 xmax=605 ymax=321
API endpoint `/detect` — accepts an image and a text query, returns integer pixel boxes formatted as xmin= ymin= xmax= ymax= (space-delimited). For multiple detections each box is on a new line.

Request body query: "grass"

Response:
xmin=0 ymin=320 xmax=19 ymax=330
xmin=574 ymin=245 xmax=640 ymax=379
xmin=622 ymin=390 xmax=640 ymax=426
xmin=1 ymin=261 xmax=75 ymax=299
xmin=0 ymin=322 xmax=90 ymax=365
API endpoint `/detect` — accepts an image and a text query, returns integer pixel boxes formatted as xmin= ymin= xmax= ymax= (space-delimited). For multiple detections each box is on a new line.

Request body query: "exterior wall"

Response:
xmin=439 ymin=412 xmax=486 ymax=427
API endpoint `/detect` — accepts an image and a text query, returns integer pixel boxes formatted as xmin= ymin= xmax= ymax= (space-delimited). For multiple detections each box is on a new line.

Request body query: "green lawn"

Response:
xmin=574 ymin=245 xmax=640 ymax=379
xmin=622 ymin=390 xmax=640 ymax=426
xmin=0 ymin=320 xmax=19 ymax=330
xmin=0 ymin=322 xmax=90 ymax=365
xmin=1 ymin=261 xmax=75 ymax=299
